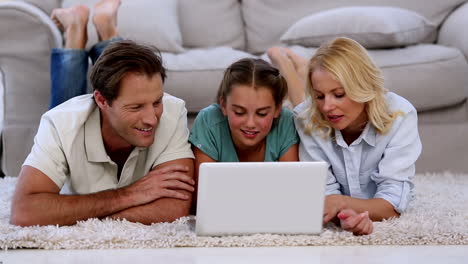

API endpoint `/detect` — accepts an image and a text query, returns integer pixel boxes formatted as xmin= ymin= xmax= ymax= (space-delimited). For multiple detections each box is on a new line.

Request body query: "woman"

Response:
xmin=268 ymin=37 xmax=422 ymax=235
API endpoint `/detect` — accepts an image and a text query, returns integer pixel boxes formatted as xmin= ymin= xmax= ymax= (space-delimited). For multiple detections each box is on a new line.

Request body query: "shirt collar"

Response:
xmin=334 ymin=122 xmax=376 ymax=148
xmin=362 ymin=123 xmax=377 ymax=147
xmin=84 ymin=107 xmax=110 ymax=162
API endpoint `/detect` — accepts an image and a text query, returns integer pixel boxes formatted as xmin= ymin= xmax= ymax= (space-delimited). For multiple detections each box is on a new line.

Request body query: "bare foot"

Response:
xmin=267 ymin=47 xmax=299 ymax=80
xmin=51 ymin=5 xmax=89 ymax=49
xmin=284 ymin=48 xmax=309 ymax=80
xmin=267 ymin=46 xmax=307 ymax=107
xmin=93 ymin=0 xmax=122 ymax=41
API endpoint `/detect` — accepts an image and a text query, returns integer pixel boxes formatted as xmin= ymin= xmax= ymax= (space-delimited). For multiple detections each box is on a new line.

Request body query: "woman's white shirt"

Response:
xmin=294 ymin=92 xmax=422 ymax=213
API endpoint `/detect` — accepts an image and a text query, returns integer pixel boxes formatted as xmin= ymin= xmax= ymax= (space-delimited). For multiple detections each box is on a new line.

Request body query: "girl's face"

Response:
xmin=311 ymin=68 xmax=367 ymax=135
xmin=221 ymin=84 xmax=281 ymax=151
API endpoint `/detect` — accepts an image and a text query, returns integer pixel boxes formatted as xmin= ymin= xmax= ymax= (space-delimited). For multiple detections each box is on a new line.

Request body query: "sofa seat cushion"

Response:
xmin=162 ymin=47 xmax=254 ymax=112
xmin=262 ymin=44 xmax=468 ymax=112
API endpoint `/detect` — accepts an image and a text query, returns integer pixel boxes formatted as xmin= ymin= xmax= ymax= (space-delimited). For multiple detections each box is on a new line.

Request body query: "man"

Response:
xmin=10 ymin=40 xmax=195 ymax=226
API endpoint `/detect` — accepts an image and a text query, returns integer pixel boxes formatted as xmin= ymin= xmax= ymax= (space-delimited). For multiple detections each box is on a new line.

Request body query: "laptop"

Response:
xmin=195 ymin=161 xmax=328 ymax=236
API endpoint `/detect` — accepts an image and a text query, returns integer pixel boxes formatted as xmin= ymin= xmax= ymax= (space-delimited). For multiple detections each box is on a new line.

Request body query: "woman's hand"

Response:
xmin=323 ymin=194 xmax=347 ymax=224
xmin=338 ymin=209 xmax=374 ymax=235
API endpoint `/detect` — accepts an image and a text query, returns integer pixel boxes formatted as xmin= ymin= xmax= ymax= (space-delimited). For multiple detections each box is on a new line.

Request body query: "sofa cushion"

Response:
xmin=280 ymin=7 xmax=436 ymax=49
xmin=162 ymin=47 xmax=254 ymax=112
xmin=24 ymin=0 xmax=60 ymax=14
xmin=62 ymin=0 xmax=184 ymax=53
xmin=439 ymin=2 xmax=468 ymax=61
xmin=179 ymin=0 xmax=245 ymax=50
xmin=242 ymin=0 xmax=467 ymax=53
xmin=261 ymin=44 xmax=468 ymax=112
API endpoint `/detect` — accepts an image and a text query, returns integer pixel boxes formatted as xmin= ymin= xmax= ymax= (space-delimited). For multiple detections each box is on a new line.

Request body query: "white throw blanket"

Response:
xmin=1 ymin=173 xmax=467 ymax=250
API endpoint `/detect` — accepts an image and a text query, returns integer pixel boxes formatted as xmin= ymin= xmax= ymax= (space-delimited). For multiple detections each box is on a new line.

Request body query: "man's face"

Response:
xmin=99 ymin=72 xmax=164 ymax=149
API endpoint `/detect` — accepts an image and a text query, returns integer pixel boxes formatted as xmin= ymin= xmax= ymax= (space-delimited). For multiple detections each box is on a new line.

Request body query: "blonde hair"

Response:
xmin=302 ymin=37 xmax=401 ymax=137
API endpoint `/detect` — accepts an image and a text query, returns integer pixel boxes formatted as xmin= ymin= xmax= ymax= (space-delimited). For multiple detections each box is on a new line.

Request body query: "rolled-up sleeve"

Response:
xmin=371 ymin=109 xmax=422 ymax=213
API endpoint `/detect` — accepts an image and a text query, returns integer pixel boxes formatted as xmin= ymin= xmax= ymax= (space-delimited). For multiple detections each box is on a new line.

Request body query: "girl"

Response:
xmin=189 ymin=58 xmax=299 ymax=165
xmin=189 ymin=58 xmax=299 ymax=219
xmin=268 ymin=37 xmax=422 ymax=235
xmin=189 ymin=58 xmax=300 ymax=212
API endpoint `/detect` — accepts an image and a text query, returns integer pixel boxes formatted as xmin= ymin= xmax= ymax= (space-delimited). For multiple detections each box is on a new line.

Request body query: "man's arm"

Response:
xmin=10 ymin=164 xmax=194 ymax=226
xmin=107 ymin=96 xmax=196 ymax=224
xmin=11 ymin=166 xmax=134 ymax=226
xmin=108 ymin=158 xmax=195 ymax=224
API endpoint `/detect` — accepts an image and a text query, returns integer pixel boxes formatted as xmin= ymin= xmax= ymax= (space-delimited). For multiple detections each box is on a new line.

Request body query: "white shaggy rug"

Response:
xmin=1 ymin=173 xmax=467 ymax=250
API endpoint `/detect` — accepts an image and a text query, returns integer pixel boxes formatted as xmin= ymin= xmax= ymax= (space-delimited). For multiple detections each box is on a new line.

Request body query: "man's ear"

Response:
xmin=93 ymin=90 xmax=108 ymax=110
xmin=219 ymin=97 xmax=227 ymax=116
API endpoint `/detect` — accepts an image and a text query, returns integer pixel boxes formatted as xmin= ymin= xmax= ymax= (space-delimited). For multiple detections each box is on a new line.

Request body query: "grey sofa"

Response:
xmin=1 ymin=0 xmax=467 ymax=176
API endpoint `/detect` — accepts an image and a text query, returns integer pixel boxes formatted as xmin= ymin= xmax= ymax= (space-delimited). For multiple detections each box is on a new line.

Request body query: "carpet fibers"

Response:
xmin=1 ymin=173 xmax=467 ymax=249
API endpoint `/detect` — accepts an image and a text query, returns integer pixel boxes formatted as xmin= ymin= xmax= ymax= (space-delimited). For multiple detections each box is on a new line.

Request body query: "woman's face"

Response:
xmin=311 ymin=68 xmax=367 ymax=134
xmin=221 ymin=84 xmax=281 ymax=151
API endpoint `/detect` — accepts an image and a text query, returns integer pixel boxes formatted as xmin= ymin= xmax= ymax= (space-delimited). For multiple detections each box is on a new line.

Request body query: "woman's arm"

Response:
xmin=324 ymin=194 xmax=398 ymax=223
xmin=325 ymin=105 xmax=421 ymax=223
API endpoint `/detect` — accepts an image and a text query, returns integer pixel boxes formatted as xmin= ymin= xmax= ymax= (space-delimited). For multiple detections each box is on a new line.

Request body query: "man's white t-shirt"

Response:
xmin=24 ymin=93 xmax=194 ymax=194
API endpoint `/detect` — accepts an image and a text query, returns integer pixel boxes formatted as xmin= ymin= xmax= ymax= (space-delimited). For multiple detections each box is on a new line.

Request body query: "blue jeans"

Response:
xmin=49 ymin=37 xmax=122 ymax=109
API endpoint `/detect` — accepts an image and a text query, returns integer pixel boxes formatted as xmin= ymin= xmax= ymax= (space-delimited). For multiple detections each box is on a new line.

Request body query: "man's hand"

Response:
xmin=323 ymin=194 xmax=347 ymax=224
xmin=338 ymin=209 xmax=374 ymax=235
xmin=122 ymin=164 xmax=195 ymax=206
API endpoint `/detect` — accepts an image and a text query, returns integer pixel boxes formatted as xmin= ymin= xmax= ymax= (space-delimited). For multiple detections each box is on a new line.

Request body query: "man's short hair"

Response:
xmin=90 ymin=40 xmax=166 ymax=105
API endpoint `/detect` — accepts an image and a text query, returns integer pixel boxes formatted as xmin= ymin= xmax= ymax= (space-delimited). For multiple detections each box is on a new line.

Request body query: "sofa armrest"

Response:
xmin=0 ymin=2 xmax=62 ymax=67
xmin=0 ymin=67 xmax=4 ymax=176
xmin=0 ymin=67 xmax=4 ymax=139
xmin=438 ymin=2 xmax=468 ymax=60
xmin=0 ymin=1 xmax=62 ymax=176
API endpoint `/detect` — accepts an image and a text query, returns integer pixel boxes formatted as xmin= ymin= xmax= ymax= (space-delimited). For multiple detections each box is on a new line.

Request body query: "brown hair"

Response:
xmin=216 ymin=58 xmax=288 ymax=106
xmin=90 ymin=40 xmax=166 ymax=105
